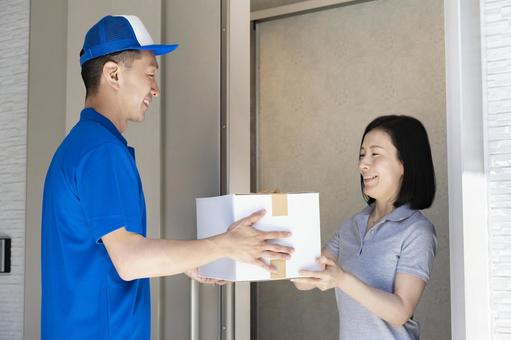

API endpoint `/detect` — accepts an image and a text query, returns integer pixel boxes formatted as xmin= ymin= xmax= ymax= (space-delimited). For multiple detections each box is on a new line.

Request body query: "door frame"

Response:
xmin=226 ymin=0 xmax=491 ymax=339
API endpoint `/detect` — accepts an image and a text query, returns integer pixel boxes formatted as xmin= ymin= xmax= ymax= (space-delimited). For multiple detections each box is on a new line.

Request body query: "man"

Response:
xmin=41 ymin=15 xmax=293 ymax=340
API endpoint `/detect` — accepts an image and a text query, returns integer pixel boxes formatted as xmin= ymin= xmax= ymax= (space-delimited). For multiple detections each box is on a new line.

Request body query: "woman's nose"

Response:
xmin=359 ymin=157 xmax=370 ymax=171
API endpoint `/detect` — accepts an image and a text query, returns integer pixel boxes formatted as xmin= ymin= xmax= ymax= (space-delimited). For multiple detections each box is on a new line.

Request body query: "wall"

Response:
xmin=24 ymin=0 xmax=69 ymax=338
xmin=0 ymin=1 xmax=30 ymax=339
xmin=482 ymin=0 xmax=511 ymax=337
xmin=255 ymin=0 xmax=449 ymax=339
xmin=161 ymin=1 xmax=222 ymax=339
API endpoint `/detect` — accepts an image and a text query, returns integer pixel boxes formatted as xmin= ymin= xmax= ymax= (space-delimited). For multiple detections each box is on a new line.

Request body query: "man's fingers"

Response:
xmin=201 ymin=277 xmax=221 ymax=284
xmin=261 ymin=250 xmax=291 ymax=260
xmin=253 ymin=258 xmax=276 ymax=272
xmin=264 ymin=243 xmax=294 ymax=255
xmin=242 ymin=209 xmax=267 ymax=225
xmin=262 ymin=230 xmax=292 ymax=240
xmin=194 ymin=276 xmax=230 ymax=285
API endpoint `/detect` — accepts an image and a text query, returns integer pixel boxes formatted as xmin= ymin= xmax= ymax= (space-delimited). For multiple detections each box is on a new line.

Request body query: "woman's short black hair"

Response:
xmin=80 ymin=49 xmax=141 ymax=98
xmin=360 ymin=115 xmax=436 ymax=210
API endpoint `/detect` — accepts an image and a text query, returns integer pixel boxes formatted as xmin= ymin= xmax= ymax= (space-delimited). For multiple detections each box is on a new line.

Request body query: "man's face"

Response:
xmin=117 ymin=50 xmax=160 ymax=123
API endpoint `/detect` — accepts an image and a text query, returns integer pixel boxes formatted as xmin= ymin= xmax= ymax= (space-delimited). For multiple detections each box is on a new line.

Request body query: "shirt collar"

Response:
xmin=384 ymin=203 xmax=417 ymax=222
xmin=355 ymin=202 xmax=417 ymax=235
xmin=359 ymin=202 xmax=416 ymax=221
xmin=80 ymin=107 xmax=128 ymax=146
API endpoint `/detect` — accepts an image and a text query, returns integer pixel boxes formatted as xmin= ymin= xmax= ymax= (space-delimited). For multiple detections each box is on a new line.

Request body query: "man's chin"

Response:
xmin=132 ymin=112 xmax=146 ymax=122
xmin=127 ymin=117 xmax=145 ymax=125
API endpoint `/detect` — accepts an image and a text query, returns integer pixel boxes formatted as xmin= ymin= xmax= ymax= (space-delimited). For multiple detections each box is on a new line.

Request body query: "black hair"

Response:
xmin=80 ymin=49 xmax=142 ymax=98
xmin=360 ymin=115 xmax=436 ymax=210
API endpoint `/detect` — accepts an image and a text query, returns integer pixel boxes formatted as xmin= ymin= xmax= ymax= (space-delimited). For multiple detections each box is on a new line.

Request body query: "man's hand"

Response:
xmin=220 ymin=209 xmax=294 ymax=272
xmin=185 ymin=268 xmax=229 ymax=285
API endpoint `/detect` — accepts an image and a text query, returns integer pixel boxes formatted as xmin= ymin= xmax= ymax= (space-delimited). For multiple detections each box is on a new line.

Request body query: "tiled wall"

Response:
xmin=0 ymin=0 xmax=29 ymax=339
xmin=483 ymin=0 xmax=511 ymax=338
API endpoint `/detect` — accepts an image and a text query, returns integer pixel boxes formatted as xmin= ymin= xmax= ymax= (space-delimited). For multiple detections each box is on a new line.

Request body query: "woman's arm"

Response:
xmin=293 ymin=256 xmax=426 ymax=326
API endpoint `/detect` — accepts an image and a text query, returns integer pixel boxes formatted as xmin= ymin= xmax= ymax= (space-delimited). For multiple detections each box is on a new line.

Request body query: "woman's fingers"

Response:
xmin=291 ymin=277 xmax=321 ymax=285
xmin=317 ymin=256 xmax=336 ymax=267
xmin=299 ymin=269 xmax=326 ymax=279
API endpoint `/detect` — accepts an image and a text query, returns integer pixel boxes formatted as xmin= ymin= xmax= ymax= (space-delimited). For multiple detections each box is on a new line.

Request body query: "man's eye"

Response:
xmin=148 ymin=74 xmax=155 ymax=78
xmin=372 ymin=153 xmax=380 ymax=156
xmin=358 ymin=154 xmax=365 ymax=159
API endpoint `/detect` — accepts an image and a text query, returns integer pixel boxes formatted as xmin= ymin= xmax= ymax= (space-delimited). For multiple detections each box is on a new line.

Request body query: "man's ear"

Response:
xmin=102 ymin=61 xmax=120 ymax=91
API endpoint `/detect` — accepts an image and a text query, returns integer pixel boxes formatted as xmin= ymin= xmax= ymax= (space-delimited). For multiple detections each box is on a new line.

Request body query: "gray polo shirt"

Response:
xmin=325 ymin=203 xmax=437 ymax=340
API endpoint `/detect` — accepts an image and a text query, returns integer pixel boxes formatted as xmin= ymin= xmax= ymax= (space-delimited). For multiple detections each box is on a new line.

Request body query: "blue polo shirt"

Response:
xmin=41 ymin=108 xmax=150 ymax=340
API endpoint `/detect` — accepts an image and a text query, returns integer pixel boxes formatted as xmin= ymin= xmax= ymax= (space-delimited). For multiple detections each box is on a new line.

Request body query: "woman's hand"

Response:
xmin=292 ymin=256 xmax=346 ymax=291
xmin=185 ymin=268 xmax=230 ymax=285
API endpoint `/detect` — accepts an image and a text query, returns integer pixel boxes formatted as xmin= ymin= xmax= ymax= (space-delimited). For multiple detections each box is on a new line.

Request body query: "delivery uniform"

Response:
xmin=41 ymin=108 xmax=150 ymax=340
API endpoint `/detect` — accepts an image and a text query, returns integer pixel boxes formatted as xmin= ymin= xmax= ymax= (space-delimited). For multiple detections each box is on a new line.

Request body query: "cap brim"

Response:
xmin=136 ymin=43 xmax=179 ymax=56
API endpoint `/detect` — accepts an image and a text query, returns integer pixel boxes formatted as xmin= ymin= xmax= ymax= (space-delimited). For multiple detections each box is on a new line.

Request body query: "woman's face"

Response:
xmin=358 ymin=129 xmax=404 ymax=204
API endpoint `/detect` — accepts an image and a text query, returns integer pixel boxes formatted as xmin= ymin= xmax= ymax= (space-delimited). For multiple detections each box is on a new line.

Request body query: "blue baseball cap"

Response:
xmin=80 ymin=15 xmax=179 ymax=66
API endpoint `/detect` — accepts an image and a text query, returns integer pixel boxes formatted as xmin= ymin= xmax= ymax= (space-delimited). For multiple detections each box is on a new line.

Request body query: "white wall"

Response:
xmin=0 ymin=0 xmax=29 ymax=339
xmin=482 ymin=0 xmax=511 ymax=337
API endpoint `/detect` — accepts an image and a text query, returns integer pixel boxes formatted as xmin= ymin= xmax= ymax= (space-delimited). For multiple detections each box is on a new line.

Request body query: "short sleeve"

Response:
xmin=325 ymin=224 xmax=344 ymax=259
xmin=396 ymin=220 xmax=438 ymax=282
xmin=325 ymin=218 xmax=354 ymax=259
xmin=76 ymin=143 xmax=144 ymax=243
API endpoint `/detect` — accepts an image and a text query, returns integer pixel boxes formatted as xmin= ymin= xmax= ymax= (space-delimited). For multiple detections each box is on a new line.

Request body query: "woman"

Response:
xmin=293 ymin=115 xmax=437 ymax=339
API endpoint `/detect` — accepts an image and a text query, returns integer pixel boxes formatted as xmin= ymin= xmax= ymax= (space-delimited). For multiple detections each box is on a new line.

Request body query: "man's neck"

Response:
xmin=84 ymin=96 xmax=127 ymax=133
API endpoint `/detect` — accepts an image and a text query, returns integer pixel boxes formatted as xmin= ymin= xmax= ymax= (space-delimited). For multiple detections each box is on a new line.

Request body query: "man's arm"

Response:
xmin=102 ymin=210 xmax=294 ymax=281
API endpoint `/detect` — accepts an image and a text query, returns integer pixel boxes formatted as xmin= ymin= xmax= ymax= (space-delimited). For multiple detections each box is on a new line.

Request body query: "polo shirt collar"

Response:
xmin=355 ymin=202 xmax=417 ymax=237
xmin=359 ymin=202 xmax=416 ymax=222
xmin=80 ymin=108 xmax=128 ymax=146
xmin=385 ymin=203 xmax=417 ymax=222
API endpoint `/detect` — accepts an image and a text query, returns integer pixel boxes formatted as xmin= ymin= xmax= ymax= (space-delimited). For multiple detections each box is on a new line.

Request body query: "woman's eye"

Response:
xmin=372 ymin=153 xmax=379 ymax=157
xmin=148 ymin=74 xmax=155 ymax=78
xmin=358 ymin=154 xmax=365 ymax=159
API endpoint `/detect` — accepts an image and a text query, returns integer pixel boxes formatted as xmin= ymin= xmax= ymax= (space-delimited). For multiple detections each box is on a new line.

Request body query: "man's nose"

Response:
xmin=151 ymin=79 xmax=160 ymax=97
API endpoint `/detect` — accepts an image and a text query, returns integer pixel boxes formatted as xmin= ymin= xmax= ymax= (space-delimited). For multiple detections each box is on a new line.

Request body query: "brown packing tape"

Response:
xmin=270 ymin=194 xmax=288 ymax=279
xmin=270 ymin=259 xmax=286 ymax=279
xmin=271 ymin=193 xmax=288 ymax=216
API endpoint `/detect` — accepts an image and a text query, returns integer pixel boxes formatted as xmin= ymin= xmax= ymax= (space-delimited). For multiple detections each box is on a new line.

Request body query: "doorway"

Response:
xmin=250 ymin=0 xmax=450 ymax=339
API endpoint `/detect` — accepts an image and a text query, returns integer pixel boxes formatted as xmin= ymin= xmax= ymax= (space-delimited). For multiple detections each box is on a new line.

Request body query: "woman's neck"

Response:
xmin=371 ymin=200 xmax=395 ymax=223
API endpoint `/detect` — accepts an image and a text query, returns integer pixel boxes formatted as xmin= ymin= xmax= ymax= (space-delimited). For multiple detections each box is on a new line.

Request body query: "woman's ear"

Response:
xmin=102 ymin=61 xmax=120 ymax=91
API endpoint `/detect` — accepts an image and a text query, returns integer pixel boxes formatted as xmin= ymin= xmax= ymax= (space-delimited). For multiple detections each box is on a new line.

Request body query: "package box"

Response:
xmin=196 ymin=192 xmax=322 ymax=281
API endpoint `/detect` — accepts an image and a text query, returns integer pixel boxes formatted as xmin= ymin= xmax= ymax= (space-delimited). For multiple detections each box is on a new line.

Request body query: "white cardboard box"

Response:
xmin=196 ymin=193 xmax=322 ymax=281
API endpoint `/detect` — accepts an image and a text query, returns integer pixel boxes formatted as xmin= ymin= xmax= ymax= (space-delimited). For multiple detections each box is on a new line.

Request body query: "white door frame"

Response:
xmin=222 ymin=0 xmax=252 ymax=339
xmin=444 ymin=0 xmax=491 ymax=339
